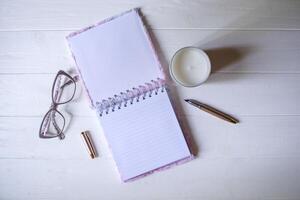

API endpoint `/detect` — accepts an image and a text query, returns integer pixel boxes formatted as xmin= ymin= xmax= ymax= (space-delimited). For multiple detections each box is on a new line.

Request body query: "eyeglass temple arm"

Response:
xmin=46 ymin=74 xmax=78 ymax=132
xmin=40 ymin=111 xmax=61 ymax=137
xmin=60 ymin=75 xmax=79 ymax=89
xmin=53 ymin=74 xmax=79 ymax=102
xmin=50 ymin=112 xmax=61 ymax=133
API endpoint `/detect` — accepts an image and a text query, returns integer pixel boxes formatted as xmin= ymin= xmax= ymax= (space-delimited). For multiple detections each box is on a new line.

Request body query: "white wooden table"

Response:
xmin=1 ymin=0 xmax=300 ymax=199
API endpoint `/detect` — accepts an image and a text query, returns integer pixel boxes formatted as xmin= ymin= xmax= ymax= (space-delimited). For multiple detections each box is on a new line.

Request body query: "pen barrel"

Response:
xmin=200 ymin=106 xmax=238 ymax=124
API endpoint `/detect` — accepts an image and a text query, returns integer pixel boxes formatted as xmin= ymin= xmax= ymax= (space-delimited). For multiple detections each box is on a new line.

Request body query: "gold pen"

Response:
xmin=81 ymin=131 xmax=97 ymax=159
xmin=184 ymin=99 xmax=239 ymax=124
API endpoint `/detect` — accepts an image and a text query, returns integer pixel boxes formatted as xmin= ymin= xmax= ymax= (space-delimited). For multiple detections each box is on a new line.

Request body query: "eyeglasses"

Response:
xmin=39 ymin=70 xmax=78 ymax=139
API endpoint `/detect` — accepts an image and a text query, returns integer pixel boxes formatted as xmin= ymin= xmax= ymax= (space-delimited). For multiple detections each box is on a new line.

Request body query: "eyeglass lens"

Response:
xmin=40 ymin=109 xmax=65 ymax=139
xmin=52 ymin=71 xmax=76 ymax=105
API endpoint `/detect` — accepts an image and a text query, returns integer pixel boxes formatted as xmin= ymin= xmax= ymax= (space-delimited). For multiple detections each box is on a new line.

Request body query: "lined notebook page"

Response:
xmin=100 ymin=91 xmax=191 ymax=181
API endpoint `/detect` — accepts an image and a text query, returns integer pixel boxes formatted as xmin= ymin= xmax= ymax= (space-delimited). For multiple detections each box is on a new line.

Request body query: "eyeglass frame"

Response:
xmin=39 ymin=70 xmax=78 ymax=139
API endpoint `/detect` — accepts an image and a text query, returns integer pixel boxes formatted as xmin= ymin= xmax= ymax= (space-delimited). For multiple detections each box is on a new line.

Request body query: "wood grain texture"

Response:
xmin=1 ymin=115 xmax=300 ymax=159
xmin=1 ymin=0 xmax=300 ymax=30
xmin=1 ymin=30 xmax=300 ymax=73
xmin=1 ymin=158 xmax=300 ymax=200
xmin=1 ymin=73 xmax=299 ymax=117
xmin=1 ymin=0 xmax=300 ymax=199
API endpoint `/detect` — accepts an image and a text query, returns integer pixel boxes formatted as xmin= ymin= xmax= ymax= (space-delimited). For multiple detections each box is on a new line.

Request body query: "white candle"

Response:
xmin=170 ymin=47 xmax=211 ymax=87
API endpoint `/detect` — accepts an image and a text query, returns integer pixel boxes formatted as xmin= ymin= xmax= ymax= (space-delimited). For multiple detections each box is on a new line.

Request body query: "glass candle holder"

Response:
xmin=170 ymin=47 xmax=211 ymax=87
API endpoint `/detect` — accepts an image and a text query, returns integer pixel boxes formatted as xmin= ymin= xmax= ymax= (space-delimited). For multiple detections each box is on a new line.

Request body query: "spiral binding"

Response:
xmin=96 ymin=78 xmax=166 ymax=117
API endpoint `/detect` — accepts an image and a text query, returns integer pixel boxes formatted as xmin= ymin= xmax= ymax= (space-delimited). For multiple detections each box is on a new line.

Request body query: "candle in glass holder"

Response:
xmin=170 ymin=47 xmax=211 ymax=87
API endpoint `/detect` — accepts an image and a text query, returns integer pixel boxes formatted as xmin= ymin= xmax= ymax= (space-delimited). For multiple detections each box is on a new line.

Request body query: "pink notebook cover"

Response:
xmin=66 ymin=9 xmax=193 ymax=182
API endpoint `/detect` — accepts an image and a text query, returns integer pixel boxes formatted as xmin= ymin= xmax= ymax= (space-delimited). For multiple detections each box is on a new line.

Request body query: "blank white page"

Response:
xmin=100 ymin=91 xmax=191 ymax=181
xmin=67 ymin=10 xmax=163 ymax=103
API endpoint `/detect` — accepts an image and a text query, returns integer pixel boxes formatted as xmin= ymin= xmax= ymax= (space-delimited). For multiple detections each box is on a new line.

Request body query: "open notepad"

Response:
xmin=67 ymin=9 xmax=193 ymax=182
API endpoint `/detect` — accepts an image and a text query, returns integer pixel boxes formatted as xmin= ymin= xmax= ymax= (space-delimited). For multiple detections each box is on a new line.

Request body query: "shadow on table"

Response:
xmin=202 ymin=45 xmax=255 ymax=84
xmin=204 ymin=47 xmax=249 ymax=73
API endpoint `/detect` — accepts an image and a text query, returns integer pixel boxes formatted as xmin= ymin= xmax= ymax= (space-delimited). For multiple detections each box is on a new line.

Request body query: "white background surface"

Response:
xmin=1 ymin=0 xmax=300 ymax=199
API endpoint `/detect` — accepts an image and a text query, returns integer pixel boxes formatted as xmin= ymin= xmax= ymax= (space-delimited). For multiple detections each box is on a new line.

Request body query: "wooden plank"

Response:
xmin=0 ymin=116 xmax=111 ymax=160
xmin=0 ymin=31 xmax=73 ymax=73
xmin=1 ymin=30 xmax=300 ymax=74
xmin=1 ymin=0 xmax=300 ymax=30
xmin=173 ymin=73 xmax=300 ymax=116
xmin=0 ymin=73 xmax=299 ymax=117
xmin=1 ymin=157 xmax=300 ymax=199
xmin=1 ymin=115 xmax=300 ymax=160
xmin=1 ymin=1 xmax=300 ymax=199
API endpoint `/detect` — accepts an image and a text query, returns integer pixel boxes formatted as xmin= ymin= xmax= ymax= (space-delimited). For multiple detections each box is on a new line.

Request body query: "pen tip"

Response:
xmin=184 ymin=99 xmax=189 ymax=102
